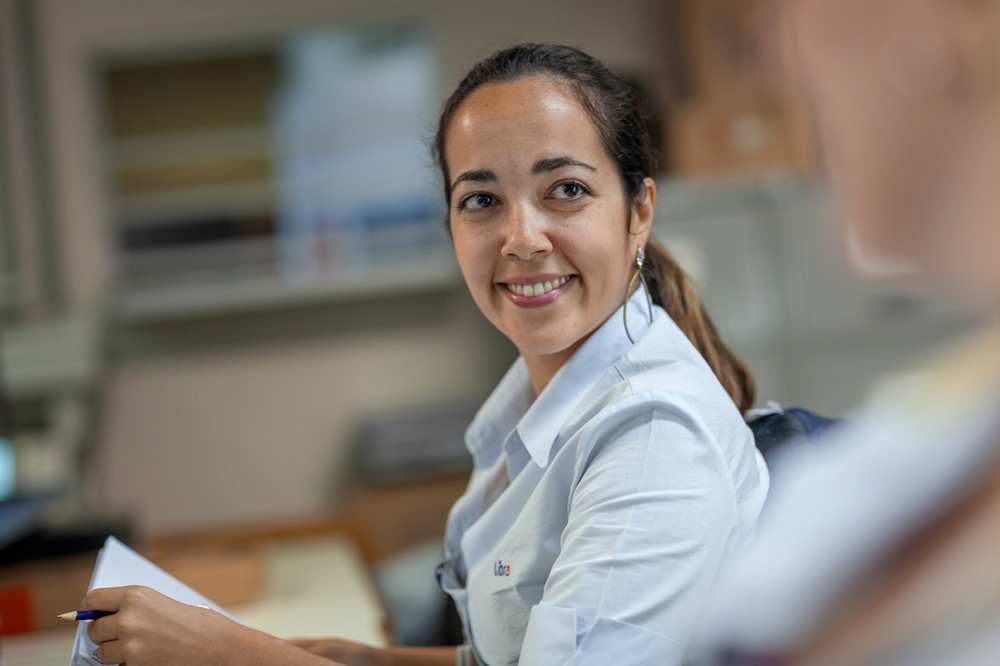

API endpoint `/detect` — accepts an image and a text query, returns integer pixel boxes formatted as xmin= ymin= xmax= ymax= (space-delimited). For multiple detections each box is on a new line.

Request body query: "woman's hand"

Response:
xmin=288 ymin=639 xmax=464 ymax=666
xmin=82 ymin=586 xmax=248 ymax=666
xmin=287 ymin=637 xmax=381 ymax=665
xmin=81 ymin=586 xmax=455 ymax=666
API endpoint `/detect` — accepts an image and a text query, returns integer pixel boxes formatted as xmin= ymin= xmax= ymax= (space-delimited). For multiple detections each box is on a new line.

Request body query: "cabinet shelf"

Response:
xmin=114 ymin=251 xmax=462 ymax=323
xmin=115 ymin=180 xmax=276 ymax=222
xmin=112 ymin=125 xmax=272 ymax=172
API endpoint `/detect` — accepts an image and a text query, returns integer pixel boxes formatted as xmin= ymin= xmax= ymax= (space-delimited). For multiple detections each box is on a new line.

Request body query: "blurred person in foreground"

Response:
xmin=701 ymin=1 xmax=1000 ymax=665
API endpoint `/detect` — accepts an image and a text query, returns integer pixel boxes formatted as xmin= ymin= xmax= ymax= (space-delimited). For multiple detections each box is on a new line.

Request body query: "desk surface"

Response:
xmin=2 ymin=536 xmax=386 ymax=666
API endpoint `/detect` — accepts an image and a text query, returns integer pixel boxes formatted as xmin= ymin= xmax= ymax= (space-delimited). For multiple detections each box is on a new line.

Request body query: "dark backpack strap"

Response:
xmin=747 ymin=407 xmax=843 ymax=466
xmin=747 ymin=412 xmax=808 ymax=459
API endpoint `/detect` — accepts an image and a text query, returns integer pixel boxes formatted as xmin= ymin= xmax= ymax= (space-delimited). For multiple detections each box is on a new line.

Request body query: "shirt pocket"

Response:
xmin=518 ymin=603 xmax=578 ymax=666
xmin=466 ymin=553 xmax=541 ymax=665
xmin=519 ymin=609 xmax=690 ymax=666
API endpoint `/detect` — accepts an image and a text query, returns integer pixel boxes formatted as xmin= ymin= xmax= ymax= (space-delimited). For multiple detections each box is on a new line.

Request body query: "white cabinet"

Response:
xmin=653 ymin=175 xmax=984 ymax=415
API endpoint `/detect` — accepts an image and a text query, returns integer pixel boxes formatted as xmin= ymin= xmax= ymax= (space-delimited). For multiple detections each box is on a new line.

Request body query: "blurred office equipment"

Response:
xmin=352 ymin=403 xmax=474 ymax=647
xmin=344 ymin=402 xmax=474 ymax=567
xmin=0 ymin=315 xmax=107 ymax=547
xmin=354 ymin=402 xmax=476 ymax=483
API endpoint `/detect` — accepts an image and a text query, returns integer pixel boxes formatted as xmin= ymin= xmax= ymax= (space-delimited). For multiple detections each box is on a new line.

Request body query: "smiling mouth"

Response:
xmin=503 ymin=276 xmax=573 ymax=297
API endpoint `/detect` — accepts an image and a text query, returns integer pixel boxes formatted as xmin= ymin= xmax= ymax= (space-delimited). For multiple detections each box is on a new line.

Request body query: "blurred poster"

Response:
xmin=273 ymin=25 xmax=444 ymax=280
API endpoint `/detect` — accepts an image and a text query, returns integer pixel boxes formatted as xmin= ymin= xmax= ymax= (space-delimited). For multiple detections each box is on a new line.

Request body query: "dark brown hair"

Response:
xmin=433 ymin=43 xmax=755 ymax=412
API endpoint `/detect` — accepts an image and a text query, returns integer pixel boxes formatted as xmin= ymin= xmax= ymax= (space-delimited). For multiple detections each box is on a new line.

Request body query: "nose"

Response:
xmin=500 ymin=202 xmax=552 ymax=260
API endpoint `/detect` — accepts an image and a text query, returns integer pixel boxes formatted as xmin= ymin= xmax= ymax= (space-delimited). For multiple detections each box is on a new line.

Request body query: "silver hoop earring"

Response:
xmin=623 ymin=246 xmax=654 ymax=344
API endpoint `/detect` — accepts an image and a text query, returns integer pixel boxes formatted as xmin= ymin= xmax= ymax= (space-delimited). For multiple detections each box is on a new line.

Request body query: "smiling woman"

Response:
xmin=76 ymin=44 xmax=769 ymax=666
xmin=422 ymin=44 xmax=767 ymax=666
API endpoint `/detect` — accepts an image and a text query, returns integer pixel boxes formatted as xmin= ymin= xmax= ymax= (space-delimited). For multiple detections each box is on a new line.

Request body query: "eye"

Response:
xmin=549 ymin=181 xmax=590 ymax=201
xmin=458 ymin=192 xmax=496 ymax=211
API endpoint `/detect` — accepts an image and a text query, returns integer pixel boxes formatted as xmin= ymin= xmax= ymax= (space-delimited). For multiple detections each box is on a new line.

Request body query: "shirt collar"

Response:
xmin=465 ymin=286 xmax=656 ymax=472
xmin=464 ymin=357 xmax=535 ymax=464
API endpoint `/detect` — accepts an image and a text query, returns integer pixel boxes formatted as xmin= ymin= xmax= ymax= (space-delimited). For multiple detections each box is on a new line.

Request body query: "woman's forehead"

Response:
xmin=446 ymin=78 xmax=609 ymax=174
xmin=457 ymin=78 xmax=580 ymax=122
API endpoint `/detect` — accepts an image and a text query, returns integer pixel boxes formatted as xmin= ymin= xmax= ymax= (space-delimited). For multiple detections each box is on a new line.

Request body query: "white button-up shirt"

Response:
xmin=439 ymin=289 xmax=770 ymax=665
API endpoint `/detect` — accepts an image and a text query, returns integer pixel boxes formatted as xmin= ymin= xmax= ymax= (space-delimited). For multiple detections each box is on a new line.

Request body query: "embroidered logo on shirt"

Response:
xmin=493 ymin=559 xmax=510 ymax=577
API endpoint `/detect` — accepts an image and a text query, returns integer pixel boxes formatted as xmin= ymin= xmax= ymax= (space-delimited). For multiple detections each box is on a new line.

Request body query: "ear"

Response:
xmin=628 ymin=177 xmax=656 ymax=247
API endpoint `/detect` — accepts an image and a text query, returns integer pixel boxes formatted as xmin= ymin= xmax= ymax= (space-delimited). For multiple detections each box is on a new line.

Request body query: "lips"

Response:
xmin=499 ymin=274 xmax=576 ymax=309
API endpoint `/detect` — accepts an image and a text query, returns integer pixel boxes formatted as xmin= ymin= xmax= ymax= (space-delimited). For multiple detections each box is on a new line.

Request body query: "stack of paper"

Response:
xmin=70 ymin=537 xmax=235 ymax=666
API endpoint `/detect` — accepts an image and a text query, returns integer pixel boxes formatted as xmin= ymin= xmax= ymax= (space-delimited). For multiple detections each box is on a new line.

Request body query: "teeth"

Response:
xmin=507 ymin=276 xmax=570 ymax=297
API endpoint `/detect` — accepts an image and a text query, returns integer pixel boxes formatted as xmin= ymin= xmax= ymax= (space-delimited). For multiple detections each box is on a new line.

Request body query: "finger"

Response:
xmin=81 ymin=586 xmax=131 ymax=612
xmin=87 ymin=614 xmax=121 ymax=644
xmin=96 ymin=638 xmax=125 ymax=665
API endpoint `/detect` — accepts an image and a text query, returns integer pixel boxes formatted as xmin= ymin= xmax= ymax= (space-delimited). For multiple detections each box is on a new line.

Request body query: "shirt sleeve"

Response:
xmin=517 ymin=392 xmax=754 ymax=666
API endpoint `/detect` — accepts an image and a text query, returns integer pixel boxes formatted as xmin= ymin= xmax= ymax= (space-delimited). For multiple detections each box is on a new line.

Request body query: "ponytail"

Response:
xmin=642 ymin=238 xmax=756 ymax=413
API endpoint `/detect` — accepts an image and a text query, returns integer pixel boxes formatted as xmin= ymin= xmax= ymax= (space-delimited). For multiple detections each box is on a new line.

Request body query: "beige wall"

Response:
xmin=97 ymin=293 xmax=510 ymax=534
xmin=34 ymin=0 xmax=665 ymax=535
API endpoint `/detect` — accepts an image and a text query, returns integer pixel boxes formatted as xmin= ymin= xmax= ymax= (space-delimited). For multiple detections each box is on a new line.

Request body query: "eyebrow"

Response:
xmin=532 ymin=156 xmax=597 ymax=175
xmin=450 ymin=156 xmax=598 ymax=194
xmin=451 ymin=169 xmax=497 ymax=192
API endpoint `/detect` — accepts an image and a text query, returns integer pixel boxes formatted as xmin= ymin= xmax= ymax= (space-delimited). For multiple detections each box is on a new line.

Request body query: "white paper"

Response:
xmin=69 ymin=536 xmax=236 ymax=666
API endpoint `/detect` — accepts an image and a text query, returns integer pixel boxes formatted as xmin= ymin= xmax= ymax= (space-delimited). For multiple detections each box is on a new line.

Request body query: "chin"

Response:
xmin=508 ymin=330 xmax=579 ymax=358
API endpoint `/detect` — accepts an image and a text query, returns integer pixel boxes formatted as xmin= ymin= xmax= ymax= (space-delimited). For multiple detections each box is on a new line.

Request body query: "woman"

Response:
xmin=80 ymin=44 xmax=768 ymax=666
xmin=701 ymin=1 xmax=1000 ymax=664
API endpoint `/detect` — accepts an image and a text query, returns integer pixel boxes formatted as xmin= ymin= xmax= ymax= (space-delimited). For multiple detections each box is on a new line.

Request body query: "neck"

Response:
xmin=523 ymin=282 xmax=641 ymax=395
xmin=522 ymin=345 xmax=578 ymax=397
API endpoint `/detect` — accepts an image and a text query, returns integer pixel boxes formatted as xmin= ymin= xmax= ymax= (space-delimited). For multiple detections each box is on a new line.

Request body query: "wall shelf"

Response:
xmin=113 ymin=251 xmax=462 ymax=323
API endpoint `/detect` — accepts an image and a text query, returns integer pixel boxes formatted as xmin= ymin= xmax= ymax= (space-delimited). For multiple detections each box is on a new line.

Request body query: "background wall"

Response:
xmin=24 ymin=0 xmax=677 ymax=535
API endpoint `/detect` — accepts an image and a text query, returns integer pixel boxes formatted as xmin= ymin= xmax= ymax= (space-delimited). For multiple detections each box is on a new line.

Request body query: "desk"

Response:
xmin=2 ymin=536 xmax=386 ymax=665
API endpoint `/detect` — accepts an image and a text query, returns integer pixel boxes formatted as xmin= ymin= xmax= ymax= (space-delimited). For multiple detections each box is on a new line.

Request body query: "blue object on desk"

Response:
xmin=0 ymin=495 xmax=48 ymax=549
xmin=0 ymin=437 xmax=13 ymax=500
xmin=0 ymin=437 xmax=47 ymax=550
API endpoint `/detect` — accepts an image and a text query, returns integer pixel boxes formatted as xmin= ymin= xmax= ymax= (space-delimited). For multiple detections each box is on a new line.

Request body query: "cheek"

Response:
xmin=451 ymin=223 xmax=487 ymax=267
xmin=563 ymin=209 xmax=631 ymax=294
xmin=451 ymin=224 xmax=512 ymax=330
xmin=451 ymin=228 xmax=490 ymax=292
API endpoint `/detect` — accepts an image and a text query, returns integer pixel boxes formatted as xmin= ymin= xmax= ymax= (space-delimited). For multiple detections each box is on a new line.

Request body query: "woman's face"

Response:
xmin=790 ymin=0 xmax=1000 ymax=291
xmin=445 ymin=77 xmax=652 ymax=362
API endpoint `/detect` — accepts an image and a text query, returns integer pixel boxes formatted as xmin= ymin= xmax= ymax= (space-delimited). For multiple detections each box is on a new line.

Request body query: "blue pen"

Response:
xmin=58 ymin=610 xmax=116 ymax=621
